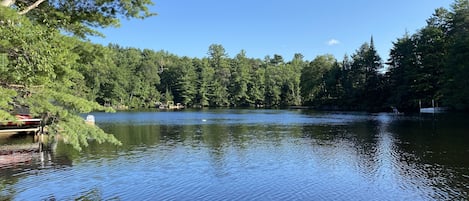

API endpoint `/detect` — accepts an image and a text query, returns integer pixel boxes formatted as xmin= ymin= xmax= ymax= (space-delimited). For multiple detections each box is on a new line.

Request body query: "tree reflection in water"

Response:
xmin=1 ymin=110 xmax=468 ymax=200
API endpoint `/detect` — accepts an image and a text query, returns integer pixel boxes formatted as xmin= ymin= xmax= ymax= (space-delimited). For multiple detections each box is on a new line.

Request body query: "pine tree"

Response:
xmin=0 ymin=1 xmax=155 ymax=150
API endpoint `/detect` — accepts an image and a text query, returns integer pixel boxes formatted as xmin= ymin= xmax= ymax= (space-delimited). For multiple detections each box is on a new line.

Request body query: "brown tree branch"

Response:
xmin=18 ymin=0 xmax=44 ymax=15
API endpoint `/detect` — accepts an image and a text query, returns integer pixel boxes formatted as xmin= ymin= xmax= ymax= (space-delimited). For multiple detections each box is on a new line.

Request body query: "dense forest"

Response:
xmin=1 ymin=0 xmax=469 ymax=149
xmin=74 ymin=0 xmax=469 ymax=112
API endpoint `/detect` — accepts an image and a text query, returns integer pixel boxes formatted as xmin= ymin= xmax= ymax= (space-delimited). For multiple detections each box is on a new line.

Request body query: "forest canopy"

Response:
xmin=1 ymin=0 xmax=469 ymax=150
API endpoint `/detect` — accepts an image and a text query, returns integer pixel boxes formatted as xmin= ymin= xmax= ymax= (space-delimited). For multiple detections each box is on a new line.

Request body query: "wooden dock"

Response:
xmin=0 ymin=127 xmax=41 ymax=134
xmin=0 ymin=118 xmax=44 ymax=167
xmin=0 ymin=128 xmax=43 ymax=167
xmin=0 ymin=127 xmax=41 ymax=140
xmin=1 ymin=117 xmax=42 ymax=135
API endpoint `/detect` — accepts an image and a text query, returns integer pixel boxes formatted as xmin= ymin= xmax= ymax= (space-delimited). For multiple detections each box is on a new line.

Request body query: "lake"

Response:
xmin=1 ymin=109 xmax=468 ymax=200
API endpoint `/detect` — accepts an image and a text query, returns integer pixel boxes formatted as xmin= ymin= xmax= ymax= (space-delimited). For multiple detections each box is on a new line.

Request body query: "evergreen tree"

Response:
xmin=387 ymin=33 xmax=419 ymax=111
xmin=323 ymin=61 xmax=345 ymax=106
xmin=230 ymin=50 xmax=252 ymax=106
xmin=207 ymin=44 xmax=230 ymax=106
xmin=193 ymin=58 xmax=212 ymax=107
xmin=264 ymin=64 xmax=283 ymax=107
xmin=413 ymin=24 xmax=447 ymax=108
xmin=247 ymin=60 xmax=266 ymax=107
xmin=0 ymin=8 xmax=121 ymax=150
xmin=0 ymin=0 xmax=155 ymax=150
xmin=350 ymin=37 xmax=384 ymax=110
xmin=444 ymin=0 xmax=469 ymax=110
xmin=340 ymin=55 xmax=354 ymax=107
xmin=176 ymin=57 xmax=198 ymax=106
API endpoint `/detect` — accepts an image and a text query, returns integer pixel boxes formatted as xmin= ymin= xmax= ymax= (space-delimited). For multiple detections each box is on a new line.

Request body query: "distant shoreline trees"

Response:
xmin=387 ymin=0 xmax=469 ymax=111
xmin=78 ymin=0 xmax=469 ymax=112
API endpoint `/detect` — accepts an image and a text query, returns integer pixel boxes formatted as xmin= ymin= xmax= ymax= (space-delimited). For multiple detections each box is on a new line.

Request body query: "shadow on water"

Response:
xmin=0 ymin=132 xmax=76 ymax=200
xmin=387 ymin=113 xmax=469 ymax=199
xmin=297 ymin=112 xmax=469 ymax=200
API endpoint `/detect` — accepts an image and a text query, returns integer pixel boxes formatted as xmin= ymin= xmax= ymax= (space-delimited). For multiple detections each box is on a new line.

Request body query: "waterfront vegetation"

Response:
xmin=1 ymin=0 xmax=469 ymax=149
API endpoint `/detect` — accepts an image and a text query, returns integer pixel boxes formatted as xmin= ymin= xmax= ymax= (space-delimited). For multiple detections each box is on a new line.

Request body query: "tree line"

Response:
xmin=1 ymin=0 xmax=468 ymax=149
xmin=89 ymin=40 xmax=385 ymax=111
xmin=72 ymin=0 xmax=469 ymax=112
xmin=387 ymin=1 xmax=469 ymax=111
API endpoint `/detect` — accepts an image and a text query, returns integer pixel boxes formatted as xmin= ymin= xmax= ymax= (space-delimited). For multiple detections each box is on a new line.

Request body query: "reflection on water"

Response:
xmin=1 ymin=110 xmax=468 ymax=200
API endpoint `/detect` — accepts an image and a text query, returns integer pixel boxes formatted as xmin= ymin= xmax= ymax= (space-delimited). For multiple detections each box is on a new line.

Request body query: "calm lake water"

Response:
xmin=1 ymin=109 xmax=468 ymax=200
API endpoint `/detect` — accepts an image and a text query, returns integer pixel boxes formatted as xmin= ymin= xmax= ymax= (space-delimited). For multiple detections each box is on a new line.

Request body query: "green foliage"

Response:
xmin=65 ymin=0 xmax=469 ymax=112
xmin=301 ymin=54 xmax=336 ymax=105
xmin=73 ymin=41 xmax=117 ymax=101
xmin=387 ymin=0 xmax=469 ymax=111
xmin=280 ymin=56 xmax=304 ymax=106
xmin=104 ymin=45 xmax=165 ymax=108
xmin=25 ymin=88 xmax=120 ymax=151
xmin=264 ymin=65 xmax=283 ymax=106
xmin=2 ymin=0 xmax=156 ymax=38
xmin=387 ymin=34 xmax=418 ymax=110
xmin=1 ymin=8 xmax=119 ymax=150
xmin=298 ymin=38 xmax=386 ymax=111
xmin=0 ymin=87 xmax=17 ymax=121
xmin=207 ymin=44 xmax=231 ymax=106
xmin=193 ymin=58 xmax=212 ymax=107
xmin=230 ymin=50 xmax=251 ymax=106
xmin=443 ymin=0 xmax=469 ymax=110
xmin=350 ymin=38 xmax=384 ymax=110
xmin=247 ymin=63 xmax=266 ymax=107
xmin=322 ymin=62 xmax=344 ymax=106
xmin=175 ymin=57 xmax=198 ymax=106
xmin=52 ymin=115 xmax=121 ymax=151
xmin=1 ymin=8 xmax=68 ymax=86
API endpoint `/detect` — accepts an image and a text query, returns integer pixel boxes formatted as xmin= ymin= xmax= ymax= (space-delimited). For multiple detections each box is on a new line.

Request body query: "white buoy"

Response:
xmin=85 ymin=115 xmax=95 ymax=125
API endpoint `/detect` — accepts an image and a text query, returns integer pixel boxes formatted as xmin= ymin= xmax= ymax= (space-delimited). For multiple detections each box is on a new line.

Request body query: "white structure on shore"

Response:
xmin=419 ymin=100 xmax=447 ymax=113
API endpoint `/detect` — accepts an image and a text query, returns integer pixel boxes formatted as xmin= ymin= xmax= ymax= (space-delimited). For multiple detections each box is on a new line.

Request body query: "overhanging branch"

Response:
xmin=18 ymin=0 xmax=44 ymax=15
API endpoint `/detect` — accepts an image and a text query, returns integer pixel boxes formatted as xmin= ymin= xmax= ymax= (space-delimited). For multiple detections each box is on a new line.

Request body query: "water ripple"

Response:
xmin=2 ymin=111 xmax=468 ymax=200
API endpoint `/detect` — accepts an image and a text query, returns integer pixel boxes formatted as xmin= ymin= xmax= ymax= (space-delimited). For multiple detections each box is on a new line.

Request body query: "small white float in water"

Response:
xmin=85 ymin=115 xmax=95 ymax=125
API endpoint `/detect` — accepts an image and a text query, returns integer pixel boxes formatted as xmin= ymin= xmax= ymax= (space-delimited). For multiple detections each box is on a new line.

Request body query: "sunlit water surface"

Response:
xmin=1 ymin=109 xmax=468 ymax=200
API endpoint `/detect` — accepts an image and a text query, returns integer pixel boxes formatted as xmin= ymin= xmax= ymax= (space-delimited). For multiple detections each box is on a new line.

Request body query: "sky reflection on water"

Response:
xmin=1 ymin=110 xmax=468 ymax=200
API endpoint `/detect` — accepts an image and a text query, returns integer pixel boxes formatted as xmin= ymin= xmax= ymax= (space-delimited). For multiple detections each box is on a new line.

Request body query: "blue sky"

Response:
xmin=91 ymin=0 xmax=454 ymax=62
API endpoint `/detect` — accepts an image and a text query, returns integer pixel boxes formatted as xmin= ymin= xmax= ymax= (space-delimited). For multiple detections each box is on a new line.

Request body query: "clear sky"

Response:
xmin=91 ymin=0 xmax=454 ymax=62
